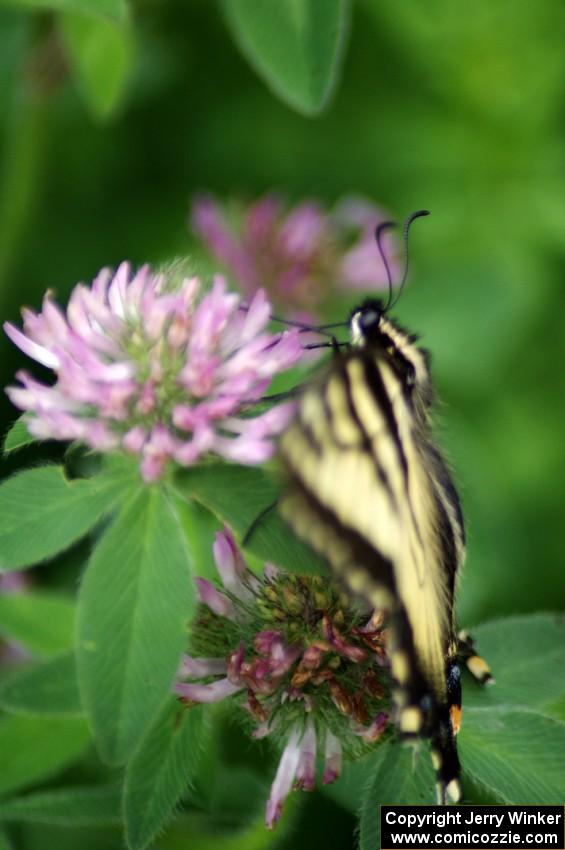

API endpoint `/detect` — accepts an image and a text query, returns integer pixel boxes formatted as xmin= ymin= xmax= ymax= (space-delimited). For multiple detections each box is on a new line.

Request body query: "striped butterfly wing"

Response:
xmin=279 ymin=347 xmax=463 ymax=800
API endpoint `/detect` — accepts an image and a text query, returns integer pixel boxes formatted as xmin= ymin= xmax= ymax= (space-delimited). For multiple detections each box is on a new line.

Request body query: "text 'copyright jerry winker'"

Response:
xmin=380 ymin=805 xmax=565 ymax=850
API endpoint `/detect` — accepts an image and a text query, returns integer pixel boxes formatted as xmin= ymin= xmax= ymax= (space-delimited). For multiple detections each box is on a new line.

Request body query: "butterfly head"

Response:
xmin=349 ymin=298 xmax=386 ymax=347
xmin=349 ymin=298 xmax=433 ymax=411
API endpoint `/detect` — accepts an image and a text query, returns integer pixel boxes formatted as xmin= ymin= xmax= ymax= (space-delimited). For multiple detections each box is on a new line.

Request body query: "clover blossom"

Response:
xmin=191 ymin=194 xmax=399 ymax=318
xmin=175 ymin=527 xmax=391 ymax=829
xmin=4 ymin=265 xmax=302 ymax=480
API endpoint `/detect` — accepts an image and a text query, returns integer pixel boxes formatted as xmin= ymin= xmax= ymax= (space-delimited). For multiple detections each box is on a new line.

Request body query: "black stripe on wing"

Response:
xmin=424 ymin=443 xmax=466 ymax=610
xmin=281 ymin=471 xmax=397 ymax=598
xmin=360 ymin=355 xmax=409 ymax=482
xmin=323 ymin=359 xmax=398 ymax=508
xmin=281 ymin=470 xmax=462 ymax=801
xmin=281 ymin=471 xmax=433 ymax=720
xmin=428 ymin=443 xmax=465 ymax=545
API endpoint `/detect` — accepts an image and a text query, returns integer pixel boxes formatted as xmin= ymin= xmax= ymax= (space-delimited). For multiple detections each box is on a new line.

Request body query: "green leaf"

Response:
xmin=0 ymin=652 xmax=81 ymax=715
xmin=0 ymin=827 xmax=13 ymax=850
xmin=0 ymin=591 xmax=75 ymax=656
xmin=222 ymin=0 xmax=349 ymax=115
xmin=173 ymin=497 xmax=222 ymax=581
xmin=3 ymin=418 xmax=35 ymax=454
xmin=359 ymin=742 xmax=435 ymax=850
xmin=176 ymin=464 xmax=327 ymax=576
xmin=124 ymin=701 xmax=209 ymax=850
xmin=0 ymin=0 xmax=127 ymax=23
xmin=0 ymin=828 xmax=12 ymax=850
xmin=0 ymin=466 xmax=120 ymax=572
xmin=59 ymin=12 xmax=133 ymax=120
xmin=460 ymin=709 xmax=565 ymax=804
xmin=354 ymin=614 xmax=565 ymax=839
xmin=0 ymin=714 xmax=90 ymax=796
xmin=0 ymin=785 xmax=121 ymax=826
xmin=463 ymin=614 xmax=565 ymax=714
xmin=77 ymin=487 xmax=195 ymax=765
xmin=544 ymin=696 xmax=565 ymax=722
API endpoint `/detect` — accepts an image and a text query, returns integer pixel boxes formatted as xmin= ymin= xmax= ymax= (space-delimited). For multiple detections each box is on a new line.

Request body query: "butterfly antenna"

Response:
xmin=239 ymin=305 xmax=312 ymax=332
xmin=240 ymin=304 xmax=348 ymax=339
xmin=389 ymin=209 xmax=430 ymax=310
xmin=374 ymin=220 xmax=397 ymax=311
xmin=269 ymin=314 xmax=340 ymax=339
xmin=269 ymin=314 xmax=316 ymax=331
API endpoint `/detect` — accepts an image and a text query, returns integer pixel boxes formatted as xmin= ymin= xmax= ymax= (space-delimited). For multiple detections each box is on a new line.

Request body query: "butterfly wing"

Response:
xmin=279 ymin=348 xmax=463 ymax=800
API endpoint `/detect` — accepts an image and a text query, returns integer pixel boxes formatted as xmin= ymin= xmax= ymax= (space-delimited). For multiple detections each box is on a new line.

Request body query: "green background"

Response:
xmin=0 ymin=1 xmax=564 ymax=847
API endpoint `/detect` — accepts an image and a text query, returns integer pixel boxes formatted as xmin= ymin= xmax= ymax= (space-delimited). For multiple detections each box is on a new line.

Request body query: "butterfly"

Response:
xmin=276 ymin=212 xmax=492 ymax=803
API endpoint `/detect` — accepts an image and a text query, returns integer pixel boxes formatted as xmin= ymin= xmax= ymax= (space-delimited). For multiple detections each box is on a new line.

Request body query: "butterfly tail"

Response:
xmin=391 ymin=613 xmax=462 ymax=804
xmin=430 ymin=652 xmax=462 ymax=804
xmin=431 ymin=704 xmax=462 ymax=804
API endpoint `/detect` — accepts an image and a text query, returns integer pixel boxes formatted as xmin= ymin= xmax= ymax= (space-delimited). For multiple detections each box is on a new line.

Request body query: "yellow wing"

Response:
xmin=280 ymin=350 xmax=452 ymax=709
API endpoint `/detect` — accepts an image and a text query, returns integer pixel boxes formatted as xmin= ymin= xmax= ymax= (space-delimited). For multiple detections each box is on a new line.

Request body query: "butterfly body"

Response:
xmin=279 ymin=298 xmax=466 ymax=802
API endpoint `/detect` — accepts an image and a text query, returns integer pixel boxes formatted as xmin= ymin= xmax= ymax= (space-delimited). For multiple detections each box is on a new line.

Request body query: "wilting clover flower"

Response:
xmin=4 ymin=265 xmax=302 ymax=480
xmin=175 ymin=527 xmax=391 ymax=829
xmin=191 ymin=194 xmax=399 ymax=317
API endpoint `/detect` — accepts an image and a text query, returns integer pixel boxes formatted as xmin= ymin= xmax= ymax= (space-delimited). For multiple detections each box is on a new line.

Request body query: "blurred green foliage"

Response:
xmin=0 ymin=0 xmax=564 ymax=847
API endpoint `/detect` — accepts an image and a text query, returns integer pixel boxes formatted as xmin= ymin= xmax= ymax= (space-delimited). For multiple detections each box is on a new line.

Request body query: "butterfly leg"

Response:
xmin=242 ymin=500 xmax=279 ymax=547
xmin=457 ymin=630 xmax=494 ymax=685
xmin=331 ymin=335 xmax=352 ymax=356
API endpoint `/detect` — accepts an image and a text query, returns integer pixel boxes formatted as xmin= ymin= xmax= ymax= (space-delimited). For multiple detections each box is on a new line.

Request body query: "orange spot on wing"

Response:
xmin=450 ymin=704 xmax=462 ymax=735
